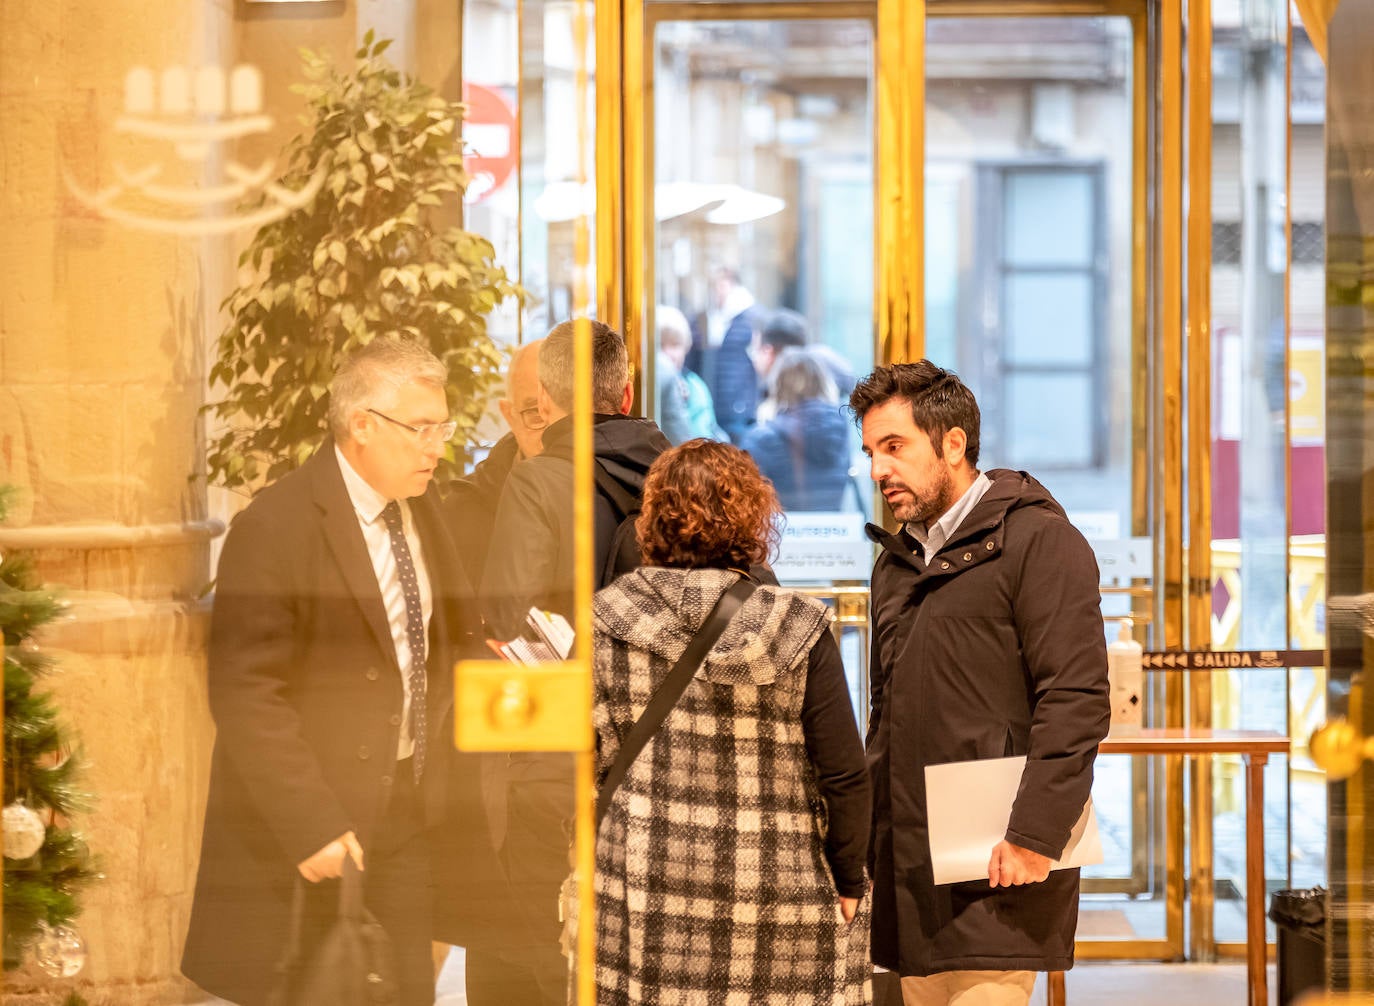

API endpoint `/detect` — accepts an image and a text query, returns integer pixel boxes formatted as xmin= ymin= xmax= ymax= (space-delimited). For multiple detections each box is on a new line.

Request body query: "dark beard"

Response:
xmin=890 ymin=467 xmax=955 ymax=527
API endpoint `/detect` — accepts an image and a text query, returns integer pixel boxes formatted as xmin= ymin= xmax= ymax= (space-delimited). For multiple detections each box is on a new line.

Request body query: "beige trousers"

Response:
xmin=900 ymin=970 xmax=1037 ymax=1006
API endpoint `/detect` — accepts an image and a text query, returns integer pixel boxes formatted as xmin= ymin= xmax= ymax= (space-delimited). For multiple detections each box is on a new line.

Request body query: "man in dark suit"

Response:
xmin=182 ymin=338 xmax=481 ymax=1006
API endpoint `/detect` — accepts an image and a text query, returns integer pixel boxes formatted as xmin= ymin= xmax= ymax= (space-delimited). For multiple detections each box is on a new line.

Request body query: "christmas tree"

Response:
xmin=2 ymin=485 xmax=97 ymax=973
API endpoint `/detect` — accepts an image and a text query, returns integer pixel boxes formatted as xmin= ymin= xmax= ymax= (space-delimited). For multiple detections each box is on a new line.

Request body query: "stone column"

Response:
xmin=0 ymin=2 xmax=228 ymax=1001
xmin=0 ymin=1 xmax=352 ymax=1003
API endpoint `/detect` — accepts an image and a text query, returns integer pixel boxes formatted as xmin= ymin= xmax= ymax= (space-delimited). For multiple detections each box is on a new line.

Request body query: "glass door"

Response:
xmin=920 ymin=5 xmax=1181 ymax=959
xmin=637 ymin=1 xmax=878 ymax=720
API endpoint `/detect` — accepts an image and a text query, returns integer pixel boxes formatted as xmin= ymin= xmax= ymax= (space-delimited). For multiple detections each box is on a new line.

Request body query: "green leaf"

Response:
xmin=203 ymin=38 xmax=523 ymax=494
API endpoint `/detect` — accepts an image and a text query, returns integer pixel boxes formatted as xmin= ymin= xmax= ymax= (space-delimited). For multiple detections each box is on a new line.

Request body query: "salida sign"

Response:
xmin=1142 ymin=649 xmax=1324 ymax=670
xmin=462 ymin=82 xmax=517 ymax=204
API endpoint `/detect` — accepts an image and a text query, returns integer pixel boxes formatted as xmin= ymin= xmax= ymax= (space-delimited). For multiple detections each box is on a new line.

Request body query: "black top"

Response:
xmin=800 ymin=631 xmax=870 ymax=898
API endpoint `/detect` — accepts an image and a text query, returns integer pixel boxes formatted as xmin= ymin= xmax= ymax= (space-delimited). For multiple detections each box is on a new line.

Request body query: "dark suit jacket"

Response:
xmin=181 ymin=445 xmax=483 ymax=1004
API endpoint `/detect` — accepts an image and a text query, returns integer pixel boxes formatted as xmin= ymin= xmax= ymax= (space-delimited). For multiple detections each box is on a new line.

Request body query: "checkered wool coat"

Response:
xmin=590 ymin=566 xmax=871 ymax=1006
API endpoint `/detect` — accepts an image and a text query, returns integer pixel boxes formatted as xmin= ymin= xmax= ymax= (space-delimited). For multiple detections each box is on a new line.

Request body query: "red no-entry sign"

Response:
xmin=462 ymin=82 xmax=517 ymax=204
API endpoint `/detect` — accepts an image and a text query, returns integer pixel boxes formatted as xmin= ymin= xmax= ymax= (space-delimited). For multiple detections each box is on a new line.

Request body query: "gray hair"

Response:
xmin=656 ymin=305 xmax=691 ymax=349
xmin=539 ymin=319 xmax=629 ymax=413
xmin=328 ymin=337 xmax=447 ymax=439
xmin=771 ymin=347 xmax=838 ymax=410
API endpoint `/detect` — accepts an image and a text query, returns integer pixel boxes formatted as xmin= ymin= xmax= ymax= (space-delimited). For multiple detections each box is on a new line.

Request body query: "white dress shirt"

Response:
xmin=335 ymin=446 xmax=433 ymax=761
xmin=907 ymin=472 xmax=993 ymax=566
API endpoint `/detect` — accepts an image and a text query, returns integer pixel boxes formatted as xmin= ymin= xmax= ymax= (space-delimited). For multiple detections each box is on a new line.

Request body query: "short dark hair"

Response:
xmin=761 ymin=308 xmax=808 ymax=351
xmin=847 ymin=361 xmax=981 ymax=466
xmin=540 ymin=319 xmax=629 ymax=413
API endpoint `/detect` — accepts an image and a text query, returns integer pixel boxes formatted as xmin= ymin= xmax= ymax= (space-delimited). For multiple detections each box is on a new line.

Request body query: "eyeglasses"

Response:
xmin=367 ymin=408 xmax=457 ymax=445
xmin=518 ymin=405 xmax=547 ymax=431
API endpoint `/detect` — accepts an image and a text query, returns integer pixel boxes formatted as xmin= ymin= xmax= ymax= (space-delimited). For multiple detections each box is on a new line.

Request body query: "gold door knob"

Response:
xmin=489 ymin=678 xmax=537 ymax=731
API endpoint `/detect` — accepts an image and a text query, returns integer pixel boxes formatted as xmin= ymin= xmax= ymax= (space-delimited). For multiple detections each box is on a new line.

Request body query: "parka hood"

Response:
xmin=593 ymin=567 xmax=830 ymax=686
xmin=540 ymin=413 xmax=672 ymax=500
xmin=865 ymin=468 xmax=1069 ymax=557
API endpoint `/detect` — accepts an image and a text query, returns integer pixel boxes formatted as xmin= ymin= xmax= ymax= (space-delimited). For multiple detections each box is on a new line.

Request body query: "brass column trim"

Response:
xmin=1131 ymin=6 xmax=1150 ymax=541
xmin=1158 ymin=0 xmax=1188 ymax=960
xmin=877 ymin=0 xmax=924 ymax=365
xmin=623 ymin=0 xmax=646 ymax=399
xmin=573 ymin=2 xmax=596 ymax=1002
xmin=1186 ymin=0 xmax=1216 ymax=960
xmin=597 ymin=0 xmax=626 ymax=336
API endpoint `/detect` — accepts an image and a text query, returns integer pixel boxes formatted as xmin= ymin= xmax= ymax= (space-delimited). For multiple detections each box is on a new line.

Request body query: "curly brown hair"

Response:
xmin=637 ymin=439 xmax=781 ymax=569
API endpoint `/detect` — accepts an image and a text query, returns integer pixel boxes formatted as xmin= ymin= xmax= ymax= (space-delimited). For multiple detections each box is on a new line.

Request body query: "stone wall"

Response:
xmin=0 ymin=1 xmax=365 ymax=1002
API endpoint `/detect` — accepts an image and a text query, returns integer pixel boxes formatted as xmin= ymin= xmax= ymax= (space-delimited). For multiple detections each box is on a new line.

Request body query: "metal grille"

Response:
xmin=1211 ymin=220 xmax=1324 ymax=266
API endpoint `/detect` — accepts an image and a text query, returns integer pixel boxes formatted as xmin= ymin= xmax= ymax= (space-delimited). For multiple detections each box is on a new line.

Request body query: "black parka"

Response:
xmin=865 ymin=469 xmax=1110 ymax=976
xmin=479 ymin=412 xmax=671 ymax=640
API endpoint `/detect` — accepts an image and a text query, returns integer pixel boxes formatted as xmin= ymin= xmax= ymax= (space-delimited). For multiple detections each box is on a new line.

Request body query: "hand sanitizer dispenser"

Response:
xmin=1107 ymin=618 xmax=1144 ymax=734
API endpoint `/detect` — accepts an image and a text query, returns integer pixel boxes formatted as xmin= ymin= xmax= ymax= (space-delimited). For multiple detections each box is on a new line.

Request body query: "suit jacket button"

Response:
xmin=390 ymin=714 xmax=402 ymax=727
xmin=357 ymin=745 xmax=370 ymax=760
xmin=365 ymin=668 xmax=380 ymax=681
xmin=380 ymin=775 xmax=393 ymax=787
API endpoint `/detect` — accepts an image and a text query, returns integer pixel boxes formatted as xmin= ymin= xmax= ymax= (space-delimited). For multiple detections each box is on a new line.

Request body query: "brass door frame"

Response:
xmin=603 ymin=0 xmax=1184 ymax=965
xmin=617 ymin=0 xmax=881 ymax=415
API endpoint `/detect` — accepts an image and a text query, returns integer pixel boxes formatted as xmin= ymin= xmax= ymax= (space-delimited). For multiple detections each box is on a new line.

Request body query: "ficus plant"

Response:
xmin=205 ymin=32 xmax=521 ymax=492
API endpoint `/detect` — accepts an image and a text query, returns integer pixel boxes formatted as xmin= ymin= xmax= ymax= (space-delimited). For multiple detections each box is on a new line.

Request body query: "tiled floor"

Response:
xmin=431 ymin=949 xmax=1271 ymax=1005
xmin=1030 ymin=962 xmax=1269 ymax=1005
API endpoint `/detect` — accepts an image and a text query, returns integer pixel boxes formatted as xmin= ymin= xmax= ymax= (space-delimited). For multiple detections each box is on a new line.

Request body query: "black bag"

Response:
xmin=268 ymin=858 xmax=400 ymax=1006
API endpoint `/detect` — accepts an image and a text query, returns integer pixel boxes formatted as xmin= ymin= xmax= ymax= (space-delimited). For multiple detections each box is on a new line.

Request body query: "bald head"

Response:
xmin=499 ymin=339 xmax=545 ymax=458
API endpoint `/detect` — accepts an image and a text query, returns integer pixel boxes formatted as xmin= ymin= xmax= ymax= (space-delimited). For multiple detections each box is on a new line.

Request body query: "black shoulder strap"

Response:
xmin=596 ymin=576 xmax=757 ymax=827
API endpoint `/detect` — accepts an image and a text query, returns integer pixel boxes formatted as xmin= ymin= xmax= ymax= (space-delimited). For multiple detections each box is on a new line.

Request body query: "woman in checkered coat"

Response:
xmin=591 ymin=439 xmax=872 ymax=1005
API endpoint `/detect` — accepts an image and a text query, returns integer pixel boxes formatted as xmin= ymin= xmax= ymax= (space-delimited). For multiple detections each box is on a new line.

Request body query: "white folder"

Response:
xmin=924 ymin=755 xmax=1103 ymax=886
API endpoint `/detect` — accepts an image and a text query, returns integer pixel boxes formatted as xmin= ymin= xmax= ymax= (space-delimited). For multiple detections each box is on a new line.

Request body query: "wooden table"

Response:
xmin=1050 ymin=729 xmax=1291 ymax=1006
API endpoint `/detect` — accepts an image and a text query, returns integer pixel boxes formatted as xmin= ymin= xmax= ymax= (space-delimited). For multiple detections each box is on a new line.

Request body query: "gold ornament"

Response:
xmin=1309 ymin=718 xmax=1374 ymax=781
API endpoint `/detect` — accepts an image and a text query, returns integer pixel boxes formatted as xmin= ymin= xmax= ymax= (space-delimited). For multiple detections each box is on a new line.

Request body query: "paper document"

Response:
xmin=924 ymin=755 xmax=1102 ymax=885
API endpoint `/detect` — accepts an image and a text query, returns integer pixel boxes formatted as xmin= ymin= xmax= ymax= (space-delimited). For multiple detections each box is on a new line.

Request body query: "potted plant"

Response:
xmin=205 ymin=32 xmax=520 ymax=491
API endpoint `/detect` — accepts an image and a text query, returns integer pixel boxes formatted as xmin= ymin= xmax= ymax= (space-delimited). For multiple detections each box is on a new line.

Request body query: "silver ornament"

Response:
xmin=3 ymin=802 xmax=46 ymax=860
xmin=32 ymin=922 xmax=87 ymax=978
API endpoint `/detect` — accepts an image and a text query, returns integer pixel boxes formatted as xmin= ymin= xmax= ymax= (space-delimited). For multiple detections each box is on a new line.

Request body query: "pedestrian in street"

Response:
xmin=849 ymin=361 xmax=1109 ymax=1006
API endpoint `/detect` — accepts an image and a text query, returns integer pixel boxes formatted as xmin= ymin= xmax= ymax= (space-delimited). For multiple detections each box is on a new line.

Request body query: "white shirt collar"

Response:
xmin=334 ymin=445 xmax=391 ymax=525
xmin=907 ymin=472 xmax=993 ymax=563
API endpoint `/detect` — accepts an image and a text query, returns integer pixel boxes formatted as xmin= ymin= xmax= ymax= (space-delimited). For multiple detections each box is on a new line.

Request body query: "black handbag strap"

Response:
xmin=596 ymin=576 xmax=756 ymax=828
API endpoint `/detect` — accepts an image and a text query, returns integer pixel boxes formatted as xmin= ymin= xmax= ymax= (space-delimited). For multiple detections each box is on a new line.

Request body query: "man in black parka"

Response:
xmin=850 ymin=361 xmax=1110 ymax=1006
xmin=473 ymin=318 xmax=672 ymax=1004
xmin=480 ymin=318 xmax=671 ymax=639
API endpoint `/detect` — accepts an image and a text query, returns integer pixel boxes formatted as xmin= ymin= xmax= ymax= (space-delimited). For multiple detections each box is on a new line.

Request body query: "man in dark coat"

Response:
xmin=474 ymin=318 xmax=672 ymax=1005
xmin=481 ymin=318 xmax=672 ymax=638
xmin=443 ymin=338 xmax=545 ymax=585
xmin=181 ymin=338 xmax=482 ymax=1006
xmin=849 ymin=361 xmax=1110 ymax=1006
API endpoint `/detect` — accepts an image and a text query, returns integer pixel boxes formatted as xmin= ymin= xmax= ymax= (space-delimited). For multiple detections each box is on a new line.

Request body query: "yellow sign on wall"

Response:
xmin=1290 ymin=335 xmax=1324 ymax=446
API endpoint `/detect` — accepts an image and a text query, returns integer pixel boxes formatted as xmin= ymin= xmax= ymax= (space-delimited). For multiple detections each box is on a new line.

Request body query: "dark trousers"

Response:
xmin=465 ymin=943 xmax=567 ymax=1006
